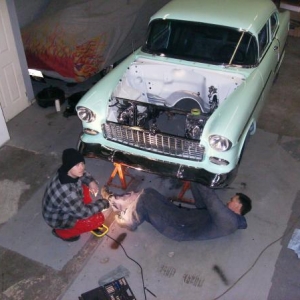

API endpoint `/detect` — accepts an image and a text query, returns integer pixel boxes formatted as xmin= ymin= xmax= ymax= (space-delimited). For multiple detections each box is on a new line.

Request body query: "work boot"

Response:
xmin=114 ymin=198 xmax=141 ymax=231
xmin=115 ymin=212 xmax=138 ymax=231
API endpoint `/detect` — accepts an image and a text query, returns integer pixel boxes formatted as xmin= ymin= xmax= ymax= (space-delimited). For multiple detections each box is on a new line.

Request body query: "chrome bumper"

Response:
xmin=78 ymin=141 xmax=237 ymax=188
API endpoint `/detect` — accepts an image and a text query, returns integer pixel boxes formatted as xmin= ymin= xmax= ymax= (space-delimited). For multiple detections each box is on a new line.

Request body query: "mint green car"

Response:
xmin=76 ymin=0 xmax=289 ymax=187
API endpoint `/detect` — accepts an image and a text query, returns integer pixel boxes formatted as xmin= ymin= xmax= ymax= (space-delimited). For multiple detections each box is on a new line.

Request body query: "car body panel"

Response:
xmin=76 ymin=0 xmax=289 ymax=187
xmin=150 ymin=0 xmax=276 ymax=34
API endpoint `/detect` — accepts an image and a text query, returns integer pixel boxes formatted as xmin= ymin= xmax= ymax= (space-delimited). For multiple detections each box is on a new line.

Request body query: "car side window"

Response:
xmin=270 ymin=13 xmax=278 ymax=38
xmin=258 ymin=23 xmax=269 ymax=57
xmin=147 ymin=21 xmax=171 ymax=51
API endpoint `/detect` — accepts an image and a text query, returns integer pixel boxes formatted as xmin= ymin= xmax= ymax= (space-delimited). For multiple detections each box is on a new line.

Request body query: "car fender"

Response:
xmin=202 ymin=70 xmax=263 ymax=144
xmin=77 ymin=51 xmax=140 ymax=109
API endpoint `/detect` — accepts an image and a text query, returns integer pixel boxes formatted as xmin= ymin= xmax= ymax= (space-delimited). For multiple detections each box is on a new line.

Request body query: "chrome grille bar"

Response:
xmin=102 ymin=122 xmax=204 ymax=161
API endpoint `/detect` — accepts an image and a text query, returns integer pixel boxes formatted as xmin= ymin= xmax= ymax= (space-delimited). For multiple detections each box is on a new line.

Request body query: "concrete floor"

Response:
xmin=0 ymin=36 xmax=300 ymax=300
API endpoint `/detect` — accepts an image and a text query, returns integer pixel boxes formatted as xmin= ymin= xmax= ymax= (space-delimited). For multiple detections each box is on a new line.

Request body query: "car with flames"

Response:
xmin=76 ymin=0 xmax=289 ymax=187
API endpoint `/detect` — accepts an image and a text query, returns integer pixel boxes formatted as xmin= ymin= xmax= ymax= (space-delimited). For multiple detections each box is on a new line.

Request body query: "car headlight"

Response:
xmin=209 ymin=135 xmax=232 ymax=151
xmin=77 ymin=106 xmax=96 ymax=123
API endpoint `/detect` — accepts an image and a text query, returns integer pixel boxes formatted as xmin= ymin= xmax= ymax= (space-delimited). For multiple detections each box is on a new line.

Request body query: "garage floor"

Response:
xmin=0 ymin=36 xmax=300 ymax=300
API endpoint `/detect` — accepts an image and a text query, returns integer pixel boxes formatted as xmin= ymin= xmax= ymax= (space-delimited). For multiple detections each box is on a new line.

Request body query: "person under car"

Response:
xmin=101 ymin=183 xmax=252 ymax=241
xmin=42 ymin=148 xmax=109 ymax=242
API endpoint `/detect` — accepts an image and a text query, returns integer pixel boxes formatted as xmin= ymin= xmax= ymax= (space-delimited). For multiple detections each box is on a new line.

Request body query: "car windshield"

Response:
xmin=142 ymin=19 xmax=258 ymax=66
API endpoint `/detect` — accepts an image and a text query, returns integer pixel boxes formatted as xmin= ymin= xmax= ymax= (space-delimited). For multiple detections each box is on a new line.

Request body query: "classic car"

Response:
xmin=76 ymin=0 xmax=290 ymax=187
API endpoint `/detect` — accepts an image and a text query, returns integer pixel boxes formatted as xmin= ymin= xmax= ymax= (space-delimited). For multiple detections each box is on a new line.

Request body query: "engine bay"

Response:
xmin=107 ymin=94 xmax=217 ymax=141
xmin=106 ymin=58 xmax=244 ymax=140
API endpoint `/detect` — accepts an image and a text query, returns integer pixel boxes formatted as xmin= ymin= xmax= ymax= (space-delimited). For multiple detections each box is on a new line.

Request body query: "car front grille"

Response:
xmin=102 ymin=122 xmax=204 ymax=161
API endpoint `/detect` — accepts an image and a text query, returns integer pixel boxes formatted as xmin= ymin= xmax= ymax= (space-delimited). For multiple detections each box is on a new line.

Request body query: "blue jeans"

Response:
xmin=140 ymin=187 xmax=215 ymax=241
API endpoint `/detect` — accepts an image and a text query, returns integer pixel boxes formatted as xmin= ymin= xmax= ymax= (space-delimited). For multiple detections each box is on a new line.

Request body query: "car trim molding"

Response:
xmin=78 ymin=140 xmax=237 ymax=188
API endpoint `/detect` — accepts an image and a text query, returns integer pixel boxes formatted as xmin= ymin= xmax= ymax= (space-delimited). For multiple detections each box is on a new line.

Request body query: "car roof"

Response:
xmin=150 ymin=0 xmax=276 ymax=34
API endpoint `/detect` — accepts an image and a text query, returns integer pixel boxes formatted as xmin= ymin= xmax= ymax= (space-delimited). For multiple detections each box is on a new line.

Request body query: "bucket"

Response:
xmin=36 ymin=86 xmax=65 ymax=108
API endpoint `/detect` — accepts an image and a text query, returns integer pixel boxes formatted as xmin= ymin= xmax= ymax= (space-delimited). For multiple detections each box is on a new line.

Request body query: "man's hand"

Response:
xmin=89 ymin=181 xmax=99 ymax=197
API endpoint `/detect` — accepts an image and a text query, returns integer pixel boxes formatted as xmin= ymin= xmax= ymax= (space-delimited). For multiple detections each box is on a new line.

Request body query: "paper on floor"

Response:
xmin=288 ymin=228 xmax=300 ymax=258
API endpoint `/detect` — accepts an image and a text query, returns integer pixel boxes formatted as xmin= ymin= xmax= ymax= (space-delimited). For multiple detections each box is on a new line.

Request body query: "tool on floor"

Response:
xmin=107 ymin=162 xmax=135 ymax=190
xmin=79 ymin=277 xmax=136 ymax=300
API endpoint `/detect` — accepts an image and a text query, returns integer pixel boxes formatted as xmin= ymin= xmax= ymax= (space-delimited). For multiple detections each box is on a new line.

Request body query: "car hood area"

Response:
xmin=111 ymin=57 xmax=245 ymax=115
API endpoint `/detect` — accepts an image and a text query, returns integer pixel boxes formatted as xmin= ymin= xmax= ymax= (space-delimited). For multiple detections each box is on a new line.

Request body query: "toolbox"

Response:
xmin=79 ymin=277 xmax=136 ymax=300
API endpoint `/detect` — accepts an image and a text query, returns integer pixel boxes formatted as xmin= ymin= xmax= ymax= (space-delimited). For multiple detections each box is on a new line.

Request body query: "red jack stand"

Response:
xmin=177 ymin=181 xmax=195 ymax=204
xmin=106 ymin=163 xmax=134 ymax=190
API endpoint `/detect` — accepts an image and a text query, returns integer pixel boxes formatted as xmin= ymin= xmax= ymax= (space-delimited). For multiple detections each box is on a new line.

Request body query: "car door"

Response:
xmin=273 ymin=10 xmax=290 ymax=74
xmin=254 ymin=13 xmax=280 ymax=116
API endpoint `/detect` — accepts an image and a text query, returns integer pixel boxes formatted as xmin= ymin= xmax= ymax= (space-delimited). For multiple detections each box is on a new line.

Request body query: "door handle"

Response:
xmin=273 ymin=45 xmax=279 ymax=51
